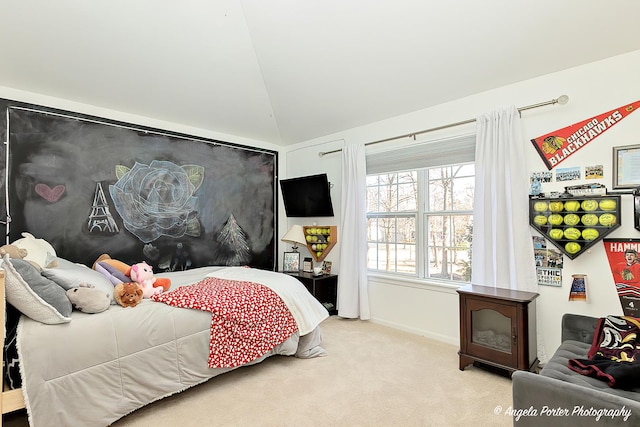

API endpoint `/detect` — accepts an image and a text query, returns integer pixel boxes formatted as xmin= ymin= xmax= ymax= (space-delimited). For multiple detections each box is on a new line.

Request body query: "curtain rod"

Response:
xmin=318 ymin=94 xmax=570 ymax=157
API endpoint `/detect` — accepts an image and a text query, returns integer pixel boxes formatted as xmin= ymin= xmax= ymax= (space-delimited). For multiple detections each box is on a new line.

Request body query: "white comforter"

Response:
xmin=17 ymin=267 xmax=328 ymax=427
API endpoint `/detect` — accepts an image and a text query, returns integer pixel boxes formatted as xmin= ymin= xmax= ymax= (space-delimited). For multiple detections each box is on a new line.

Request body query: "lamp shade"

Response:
xmin=281 ymin=224 xmax=306 ymax=251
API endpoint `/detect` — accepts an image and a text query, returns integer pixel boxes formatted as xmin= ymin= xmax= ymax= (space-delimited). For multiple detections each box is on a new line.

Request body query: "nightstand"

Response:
xmin=283 ymin=271 xmax=338 ymax=315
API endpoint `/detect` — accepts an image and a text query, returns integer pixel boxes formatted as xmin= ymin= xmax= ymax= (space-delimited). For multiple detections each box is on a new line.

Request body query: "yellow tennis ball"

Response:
xmin=549 ymin=201 xmax=564 ymax=212
xmin=548 ymin=214 xmax=564 ymax=225
xmin=581 ymin=200 xmax=599 ymax=211
xmin=599 ymin=199 xmax=617 ymax=211
xmin=581 ymin=214 xmax=599 ymax=226
xmin=548 ymin=229 xmax=564 ymax=240
xmin=565 ymin=242 xmax=582 ymax=254
xmin=533 ymin=201 xmax=548 ymax=212
xmin=563 ymin=227 xmax=581 ymax=240
xmin=599 ymin=213 xmax=617 ymax=226
xmin=564 ymin=200 xmax=581 ymax=212
xmin=563 ymin=214 xmax=580 ymax=226
xmin=581 ymin=228 xmax=600 ymax=241
xmin=533 ymin=215 xmax=547 ymax=226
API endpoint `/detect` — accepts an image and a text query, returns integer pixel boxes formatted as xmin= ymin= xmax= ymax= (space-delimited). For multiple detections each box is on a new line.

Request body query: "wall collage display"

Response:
xmin=528 ymin=100 xmax=640 ymax=312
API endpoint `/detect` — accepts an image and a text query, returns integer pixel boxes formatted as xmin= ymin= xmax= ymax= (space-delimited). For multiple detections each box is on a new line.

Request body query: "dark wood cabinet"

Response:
xmin=457 ymin=284 xmax=539 ymax=375
xmin=283 ymin=271 xmax=338 ymax=315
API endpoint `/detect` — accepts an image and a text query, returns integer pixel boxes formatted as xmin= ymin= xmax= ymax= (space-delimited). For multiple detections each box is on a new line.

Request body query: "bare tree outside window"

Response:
xmin=367 ymin=164 xmax=474 ymax=283
xmin=367 ymin=172 xmax=417 ymax=274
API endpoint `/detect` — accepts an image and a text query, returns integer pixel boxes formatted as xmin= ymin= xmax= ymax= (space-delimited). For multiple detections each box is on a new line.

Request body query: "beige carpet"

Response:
xmin=3 ymin=316 xmax=513 ymax=427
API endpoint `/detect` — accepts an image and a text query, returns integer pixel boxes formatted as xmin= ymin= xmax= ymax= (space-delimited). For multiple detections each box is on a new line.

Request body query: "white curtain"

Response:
xmin=337 ymin=144 xmax=370 ymax=319
xmin=471 ymin=106 xmax=537 ymax=292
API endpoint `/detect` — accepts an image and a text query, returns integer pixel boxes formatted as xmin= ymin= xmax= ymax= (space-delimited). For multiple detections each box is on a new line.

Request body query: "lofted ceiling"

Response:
xmin=1 ymin=1 xmax=640 ymax=146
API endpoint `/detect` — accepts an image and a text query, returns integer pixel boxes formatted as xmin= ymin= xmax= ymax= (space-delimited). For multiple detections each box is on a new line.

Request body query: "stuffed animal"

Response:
xmin=94 ymin=260 xmax=131 ymax=286
xmin=114 ymin=282 xmax=143 ymax=308
xmin=93 ymin=253 xmax=131 ymax=275
xmin=93 ymin=254 xmax=171 ymax=292
xmin=0 ymin=244 xmax=28 ymax=260
xmin=11 ymin=232 xmax=57 ymax=270
xmin=128 ymin=261 xmax=163 ymax=298
xmin=0 ymin=244 xmax=44 ymax=270
xmin=66 ymin=283 xmax=110 ymax=314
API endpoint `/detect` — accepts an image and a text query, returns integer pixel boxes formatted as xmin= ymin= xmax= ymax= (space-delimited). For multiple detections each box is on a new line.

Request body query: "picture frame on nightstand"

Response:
xmin=322 ymin=261 xmax=332 ymax=274
xmin=283 ymin=252 xmax=300 ymax=272
xmin=302 ymin=257 xmax=313 ymax=273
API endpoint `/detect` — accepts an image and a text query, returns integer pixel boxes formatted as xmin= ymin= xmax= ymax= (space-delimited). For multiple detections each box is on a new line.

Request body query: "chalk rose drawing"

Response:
xmin=109 ymin=160 xmax=203 ymax=243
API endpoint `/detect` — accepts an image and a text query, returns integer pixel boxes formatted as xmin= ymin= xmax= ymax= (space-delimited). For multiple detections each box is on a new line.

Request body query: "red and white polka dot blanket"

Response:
xmin=152 ymin=276 xmax=298 ymax=368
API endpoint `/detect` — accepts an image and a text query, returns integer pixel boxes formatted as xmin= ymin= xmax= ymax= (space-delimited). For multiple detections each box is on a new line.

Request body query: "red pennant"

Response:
xmin=603 ymin=239 xmax=640 ymax=317
xmin=531 ymin=100 xmax=640 ymax=170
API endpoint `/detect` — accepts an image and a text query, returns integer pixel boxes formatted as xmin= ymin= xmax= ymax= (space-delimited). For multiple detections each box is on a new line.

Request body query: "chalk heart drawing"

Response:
xmin=35 ymin=184 xmax=66 ymax=203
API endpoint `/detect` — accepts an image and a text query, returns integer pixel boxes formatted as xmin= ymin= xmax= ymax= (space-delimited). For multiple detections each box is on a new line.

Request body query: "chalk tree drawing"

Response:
xmin=216 ymin=214 xmax=251 ymax=266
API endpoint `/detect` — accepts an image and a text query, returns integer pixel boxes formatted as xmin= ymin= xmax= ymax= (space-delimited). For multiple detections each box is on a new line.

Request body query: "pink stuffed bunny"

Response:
xmin=129 ymin=262 xmax=163 ymax=298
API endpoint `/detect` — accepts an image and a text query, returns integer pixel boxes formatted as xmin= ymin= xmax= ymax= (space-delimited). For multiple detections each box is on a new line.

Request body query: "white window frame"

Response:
xmin=366 ymin=171 xmax=418 ymax=275
xmin=365 ymin=134 xmax=476 ymax=286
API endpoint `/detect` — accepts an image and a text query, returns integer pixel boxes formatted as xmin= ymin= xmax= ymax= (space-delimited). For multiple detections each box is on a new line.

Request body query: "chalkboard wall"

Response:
xmin=0 ymin=99 xmax=278 ymax=271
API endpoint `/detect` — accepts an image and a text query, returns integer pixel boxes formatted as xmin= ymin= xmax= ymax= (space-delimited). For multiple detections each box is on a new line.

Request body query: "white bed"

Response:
xmin=2 ymin=265 xmax=329 ymax=427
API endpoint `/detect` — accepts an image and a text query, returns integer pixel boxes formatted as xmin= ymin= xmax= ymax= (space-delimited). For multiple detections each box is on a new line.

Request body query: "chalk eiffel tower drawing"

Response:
xmin=87 ymin=182 xmax=119 ymax=234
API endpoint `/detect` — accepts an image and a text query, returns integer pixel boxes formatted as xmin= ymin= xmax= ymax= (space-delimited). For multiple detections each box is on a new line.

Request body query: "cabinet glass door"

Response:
xmin=465 ymin=299 xmax=517 ymax=367
xmin=471 ymin=309 xmax=511 ymax=353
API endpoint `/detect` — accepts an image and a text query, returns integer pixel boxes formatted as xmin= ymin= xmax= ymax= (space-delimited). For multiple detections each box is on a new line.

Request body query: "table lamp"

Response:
xmin=281 ymin=224 xmax=306 ymax=252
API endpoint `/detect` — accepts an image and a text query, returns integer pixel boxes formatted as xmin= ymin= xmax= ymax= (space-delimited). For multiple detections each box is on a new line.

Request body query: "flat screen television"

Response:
xmin=279 ymin=173 xmax=335 ymax=217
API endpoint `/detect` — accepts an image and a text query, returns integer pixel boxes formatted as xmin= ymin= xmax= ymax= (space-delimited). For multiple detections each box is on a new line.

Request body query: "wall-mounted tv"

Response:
xmin=279 ymin=173 xmax=335 ymax=217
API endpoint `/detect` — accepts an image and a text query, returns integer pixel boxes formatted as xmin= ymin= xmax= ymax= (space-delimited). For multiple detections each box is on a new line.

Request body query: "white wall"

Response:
xmin=284 ymin=50 xmax=640 ymax=358
xmin=279 ymin=139 xmax=344 ymax=272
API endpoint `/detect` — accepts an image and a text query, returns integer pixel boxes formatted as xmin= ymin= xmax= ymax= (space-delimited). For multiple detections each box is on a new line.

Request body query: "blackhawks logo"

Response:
xmin=540 ymin=136 xmax=566 ymax=154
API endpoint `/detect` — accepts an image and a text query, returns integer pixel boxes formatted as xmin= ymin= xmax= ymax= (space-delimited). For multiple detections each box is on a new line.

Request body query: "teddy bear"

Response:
xmin=10 ymin=232 xmax=58 ymax=270
xmin=0 ymin=244 xmax=42 ymax=270
xmin=0 ymin=244 xmax=28 ymax=259
xmin=128 ymin=261 xmax=164 ymax=298
xmin=66 ymin=283 xmax=111 ymax=314
xmin=114 ymin=282 xmax=143 ymax=308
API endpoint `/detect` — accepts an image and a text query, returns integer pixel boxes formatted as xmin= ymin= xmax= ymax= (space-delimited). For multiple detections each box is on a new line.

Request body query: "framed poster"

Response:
xmin=603 ymin=239 xmax=640 ymax=317
xmin=613 ymin=144 xmax=640 ymax=189
xmin=635 ymin=196 xmax=640 ymax=232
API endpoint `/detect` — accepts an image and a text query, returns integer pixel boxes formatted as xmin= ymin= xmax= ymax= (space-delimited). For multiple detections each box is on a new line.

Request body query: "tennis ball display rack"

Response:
xmin=303 ymin=225 xmax=338 ymax=262
xmin=529 ymin=195 xmax=621 ymax=259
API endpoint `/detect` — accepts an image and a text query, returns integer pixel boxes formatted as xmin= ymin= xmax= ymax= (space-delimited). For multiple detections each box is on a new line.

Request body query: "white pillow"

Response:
xmin=11 ymin=232 xmax=57 ymax=270
xmin=0 ymin=255 xmax=71 ymax=324
xmin=42 ymin=257 xmax=116 ymax=304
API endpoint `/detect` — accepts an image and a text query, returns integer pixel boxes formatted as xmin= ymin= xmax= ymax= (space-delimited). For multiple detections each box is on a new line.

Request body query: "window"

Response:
xmin=366 ymin=171 xmax=417 ymax=274
xmin=366 ymin=163 xmax=474 ymax=283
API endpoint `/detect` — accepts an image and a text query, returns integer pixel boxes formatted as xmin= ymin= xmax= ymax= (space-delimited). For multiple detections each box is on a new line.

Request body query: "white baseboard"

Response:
xmin=369 ymin=317 xmax=459 ymax=346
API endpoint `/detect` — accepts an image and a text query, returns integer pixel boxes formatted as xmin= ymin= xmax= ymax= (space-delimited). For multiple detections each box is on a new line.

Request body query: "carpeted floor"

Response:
xmin=3 ymin=316 xmax=513 ymax=426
